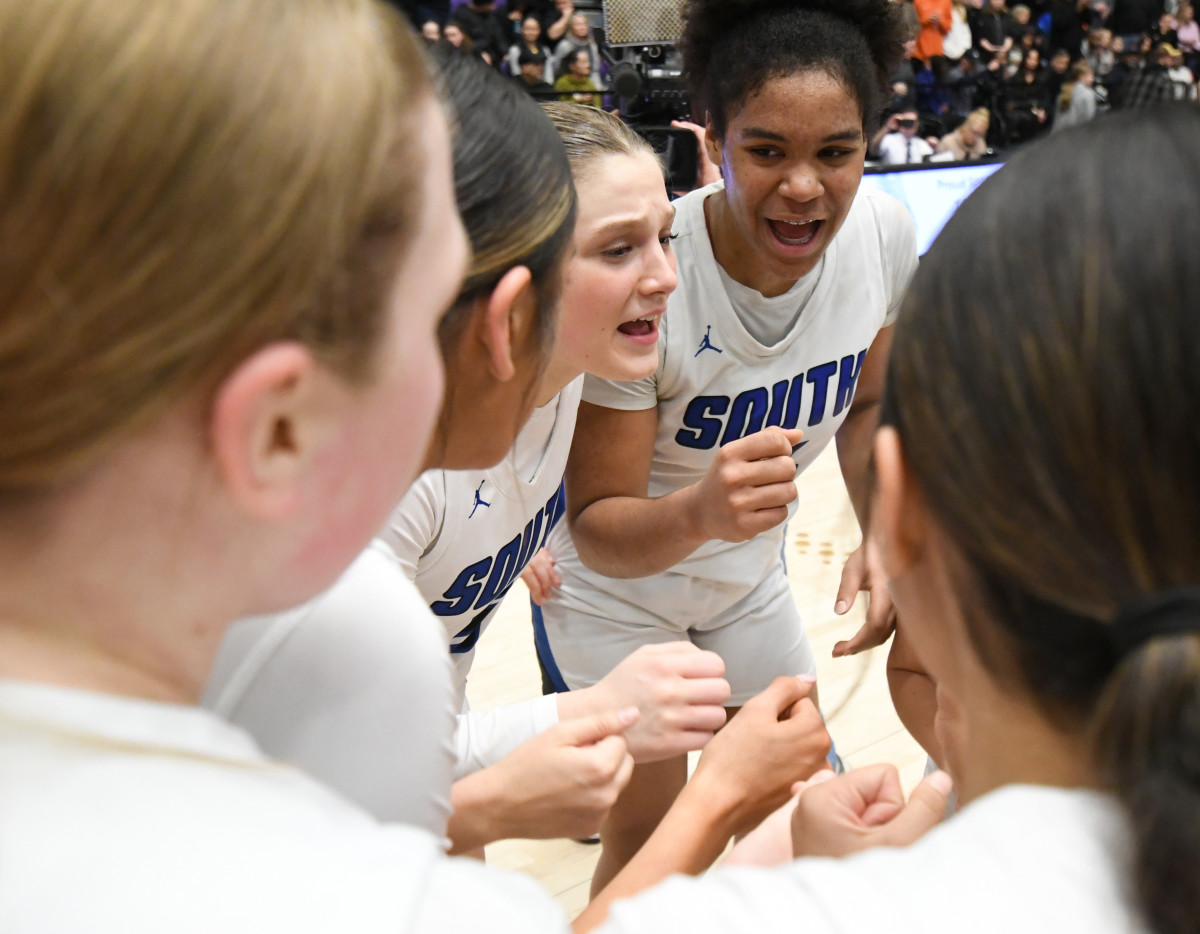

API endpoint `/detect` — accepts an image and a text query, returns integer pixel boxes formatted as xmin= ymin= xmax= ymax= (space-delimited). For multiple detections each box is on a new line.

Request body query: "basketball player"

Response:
xmin=537 ymin=0 xmax=920 ymax=893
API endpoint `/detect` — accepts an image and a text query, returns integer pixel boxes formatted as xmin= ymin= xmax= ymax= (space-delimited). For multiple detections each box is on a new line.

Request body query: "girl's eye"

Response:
xmin=749 ymin=147 xmax=780 ymax=159
xmin=659 ymin=233 xmax=677 ymax=247
xmin=821 ymin=149 xmax=853 ymax=160
xmin=603 ymin=245 xmax=633 ymax=259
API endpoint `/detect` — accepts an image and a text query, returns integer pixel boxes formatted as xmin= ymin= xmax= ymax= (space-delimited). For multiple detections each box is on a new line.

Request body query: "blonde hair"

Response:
xmin=967 ymin=107 xmax=992 ymax=132
xmin=0 ymin=0 xmax=433 ymax=494
xmin=1060 ymin=60 xmax=1093 ymax=112
xmin=541 ymin=102 xmax=659 ymax=180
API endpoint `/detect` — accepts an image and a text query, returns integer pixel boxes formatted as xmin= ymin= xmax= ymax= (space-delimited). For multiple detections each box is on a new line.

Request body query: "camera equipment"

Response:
xmin=598 ymin=0 xmax=690 ymax=123
xmin=597 ymin=1 xmax=696 ymax=188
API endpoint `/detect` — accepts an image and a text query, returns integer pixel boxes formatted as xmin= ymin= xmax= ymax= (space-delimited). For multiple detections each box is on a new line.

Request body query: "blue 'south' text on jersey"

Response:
xmin=674 ymin=351 xmax=866 ymax=450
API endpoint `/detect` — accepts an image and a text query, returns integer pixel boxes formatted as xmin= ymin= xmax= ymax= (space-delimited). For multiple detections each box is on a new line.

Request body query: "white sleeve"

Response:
xmin=453 ymin=694 xmax=560 ymax=779
xmin=581 ymin=371 xmax=659 ymax=411
xmin=872 ymin=192 xmax=920 ymax=327
xmin=204 ymin=550 xmax=458 ymax=836
xmin=377 ymin=470 xmax=447 ymax=579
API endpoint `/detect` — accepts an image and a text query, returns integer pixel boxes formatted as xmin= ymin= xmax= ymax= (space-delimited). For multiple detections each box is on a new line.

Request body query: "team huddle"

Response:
xmin=0 ymin=1 xmax=1197 ymax=933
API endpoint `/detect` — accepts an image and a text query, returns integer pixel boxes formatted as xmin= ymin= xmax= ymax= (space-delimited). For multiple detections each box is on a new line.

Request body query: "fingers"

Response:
xmin=878 ymin=770 xmax=953 ymax=845
xmin=834 ymin=548 xmax=865 ymax=616
xmin=555 ymin=706 xmax=639 ymax=747
xmin=832 ymin=611 xmax=896 ymax=658
xmin=724 ymin=425 xmax=804 ymax=462
xmin=642 ymin=642 xmax=729 ymax=681
xmin=749 ymin=674 xmax=818 ymax=719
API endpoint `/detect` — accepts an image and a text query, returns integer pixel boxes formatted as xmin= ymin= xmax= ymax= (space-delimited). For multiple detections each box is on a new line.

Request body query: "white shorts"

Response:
xmin=535 ymin=563 xmax=816 ymax=706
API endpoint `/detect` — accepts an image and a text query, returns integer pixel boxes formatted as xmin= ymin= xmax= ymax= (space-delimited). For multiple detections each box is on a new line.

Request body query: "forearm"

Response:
xmin=447 ymin=768 xmax=510 ymax=853
xmin=546 ymin=13 xmax=570 ymax=40
xmin=570 ymin=484 xmax=709 ymax=579
xmin=454 ymin=696 xmax=559 ymax=779
xmin=572 ymin=776 xmax=740 ymax=933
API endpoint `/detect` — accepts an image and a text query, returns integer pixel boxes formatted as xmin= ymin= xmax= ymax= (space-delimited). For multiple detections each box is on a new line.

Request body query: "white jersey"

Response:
xmin=546 ymin=182 xmax=917 ymax=622
xmin=598 ymin=785 xmax=1146 ymax=934
xmin=0 ymin=679 xmax=568 ymax=934
xmin=380 ymin=378 xmax=581 ymax=694
xmin=378 ymin=379 xmax=583 ymax=773
xmin=204 ymin=548 xmax=458 ymax=832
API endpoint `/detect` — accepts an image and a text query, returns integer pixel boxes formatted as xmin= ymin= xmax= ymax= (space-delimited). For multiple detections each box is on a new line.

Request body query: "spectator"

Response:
xmin=442 ymin=22 xmax=474 ymax=54
xmin=1121 ymin=41 xmax=1183 ymax=104
xmin=450 ymin=0 xmax=509 ymax=67
xmin=1178 ymin=2 xmax=1200 ymax=72
xmin=420 ymin=19 xmax=440 ymax=42
xmin=543 ymin=0 xmax=575 ymax=43
xmin=1046 ymin=46 xmax=1073 ymax=98
xmin=1046 ymin=0 xmax=1089 ymax=60
xmin=1087 ymin=28 xmax=1119 ymax=75
xmin=944 ymin=47 xmax=1006 ymax=117
xmin=1105 ymin=40 xmax=1146 ymax=104
xmin=1151 ymin=10 xmax=1179 ymax=46
xmin=553 ymin=12 xmax=601 ymax=75
xmin=1010 ymin=4 xmax=1040 ymax=47
xmin=514 ymin=46 xmax=555 ymax=97
xmin=939 ymin=107 xmax=993 ymax=157
xmin=915 ymin=0 xmax=954 ymax=77
xmin=1108 ymin=0 xmax=1166 ymax=45
xmin=944 ymin=1 xmax=975 ymax=61
xmin=506 ymin=15 xmax=555 ymax=81
xmin=974 ymin=0 xmax=1016 ymax=67
xmin=1053 ymin=60 xmax=1099 ymax=130
xmin=874 ymin=108 xmax=937 ymax=163
xmin=1007 ymin=47 xmax=1051 ymax=141
xmin=553 ymin=48 xmax=601 ymax=105
xmin=1166 ymin=43 xmax=1199 ymax=95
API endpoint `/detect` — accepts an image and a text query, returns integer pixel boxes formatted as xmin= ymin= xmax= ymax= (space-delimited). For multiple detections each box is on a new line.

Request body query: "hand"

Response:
xmin=670 ymin=119 xmax=722 ymax=188
xmin=689 ymin=426 xmax=804 ymax=544
xmin=791 ymin=763 xmax=952 ymax=857
xmin=484 ymin=707 xmax=638 ymax=841
xmin=832 ymin=540 xmax=896 ymax=657
xmin=688 ymin=675 xmax=831 ymax=835
xmin=721 ymin=770 xmax=835 ymax=867
xmin=521 ymin=547 xmax=561 ymax=605
xmin=929 ymin=13 xmax=942 ymax=26
xmin=886 ymin=113 xmax=901 ymax=131
xmin=480 ymin=51 xmax=493 ymax=66
xmin=569 ymin=642 xmax=731 ymax=762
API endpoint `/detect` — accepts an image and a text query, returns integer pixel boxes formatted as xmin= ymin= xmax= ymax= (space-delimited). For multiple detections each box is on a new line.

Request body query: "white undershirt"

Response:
xmin=715 ymin=257 xmax=824 ymax=348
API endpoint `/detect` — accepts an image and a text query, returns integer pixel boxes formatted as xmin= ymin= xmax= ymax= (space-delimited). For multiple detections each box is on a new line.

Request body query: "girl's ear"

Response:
xmin=482 ymin=265 xmax=536 ymax=382
xmin=704 ymin=117 xmax=724 ymax=170
xmin=872 ymin=425 xmax=928 ymax=580
xmin=208 ymin=341 xmax=326 ymax=520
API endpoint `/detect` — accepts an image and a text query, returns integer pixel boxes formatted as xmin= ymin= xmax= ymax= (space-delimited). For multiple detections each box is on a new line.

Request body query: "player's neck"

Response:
xmin=535 ymin=355 xmax=581 ymax=407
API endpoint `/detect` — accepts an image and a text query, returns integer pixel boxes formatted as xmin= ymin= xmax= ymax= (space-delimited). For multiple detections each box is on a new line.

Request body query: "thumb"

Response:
xmin=879 ymin=770 xmax=953 ymax=846
xmin=754 ymin=674 xmax=816 ymax=718
xmin=557 ymin=706 xmax=639 ymax=748
xmin=782 ymin=426 xmax=805 ymax=451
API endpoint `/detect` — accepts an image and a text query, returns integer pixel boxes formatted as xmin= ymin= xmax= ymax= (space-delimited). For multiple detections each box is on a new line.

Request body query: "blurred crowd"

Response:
xmin=877 ymin=0 xmax=1199 ymax=161
xmin=387 ymin=0 xmax=1200 ymax=161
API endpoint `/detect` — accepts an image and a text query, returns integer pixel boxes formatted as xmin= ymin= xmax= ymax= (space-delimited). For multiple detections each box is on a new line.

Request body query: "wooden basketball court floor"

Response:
xmin=465 ymin=443 xmax=925 ymax=918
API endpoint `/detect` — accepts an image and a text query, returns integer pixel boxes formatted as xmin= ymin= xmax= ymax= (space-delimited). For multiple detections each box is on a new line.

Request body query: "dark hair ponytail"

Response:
xmin=1093 ymin=632 xmax=1200 ymax=934
xmin=883 ymin=105 xmax=1200 ymax=934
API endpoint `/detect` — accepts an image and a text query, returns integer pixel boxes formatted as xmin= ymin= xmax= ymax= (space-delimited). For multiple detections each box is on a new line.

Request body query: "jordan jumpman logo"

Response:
xmin=694 ymin=324 xmax=723 ymax=357
xmin=469 ymin=480 xmax=491 ymax=518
